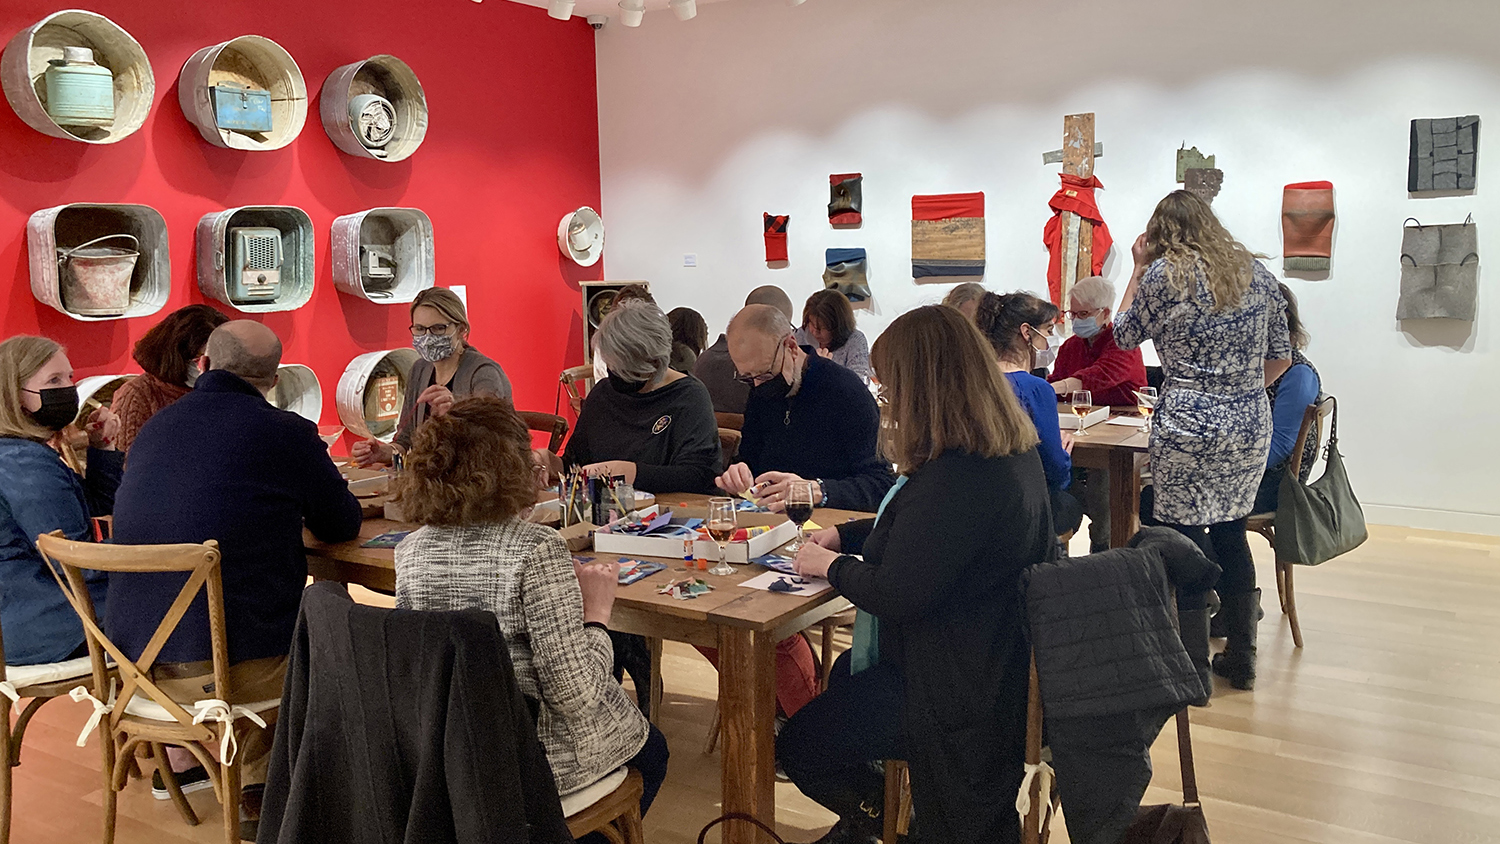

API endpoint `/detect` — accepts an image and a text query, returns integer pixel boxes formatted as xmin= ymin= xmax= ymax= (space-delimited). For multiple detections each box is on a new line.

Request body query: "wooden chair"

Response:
xmin=562 ymin=767 xmax=645 ymax=844
xmin=1019 ymin=655 xmax=1060 ymax=844
xmin=37 ymin=532 xmax=279 ymax=844
xmin=0 ymin=617 xmax=105 ymax=844
xmin=518 ymin=410 xmax=570 ymax=454
xmin=882 ymin=760 xmax=912 ymax=843
xmin=714 ymin=412 xmax=744 ymax=431
xmin=1245 ymin=395 xmax=1336 ymax=649
xmin=718 ymin=428 xmax=742 ymax=474
xmin=561 ymin=365 xmax=596 ymax=414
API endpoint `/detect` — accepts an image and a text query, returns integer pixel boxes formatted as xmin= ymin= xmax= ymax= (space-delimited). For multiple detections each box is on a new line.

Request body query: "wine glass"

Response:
xmin=784 ymin=481 xmax=815 ymax=553
xmin=706 ymin=497 xmax=738 ymax=576
xmin=1070 ymin=390 xmax=1093 ymax=437
xmin=1134 ymin=387 xmax=1159 ymax=434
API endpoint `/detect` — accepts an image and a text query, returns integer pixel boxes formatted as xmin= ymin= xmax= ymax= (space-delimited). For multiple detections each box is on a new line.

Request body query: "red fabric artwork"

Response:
xmin=911 ymin=192 xmax=984 ymax=221
xmin=764 ymin=213 xmax=789 ymax=262
xmin=1042 ymin=174 xmax=1113 ymax=305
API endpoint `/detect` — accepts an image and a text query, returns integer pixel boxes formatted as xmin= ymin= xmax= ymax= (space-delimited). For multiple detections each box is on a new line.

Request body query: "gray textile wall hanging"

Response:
xmin=1409 ymin=117 xmax=1479 ymax=192
xmin=1397 ymin=216 xmax=1478 ymax=320
xmin=823 ymin=247 xmax=870 ymax=302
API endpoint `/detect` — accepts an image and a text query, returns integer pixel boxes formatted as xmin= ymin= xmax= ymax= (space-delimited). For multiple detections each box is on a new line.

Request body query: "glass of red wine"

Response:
xmin=784 ymin=481 xmax=815 ymax=554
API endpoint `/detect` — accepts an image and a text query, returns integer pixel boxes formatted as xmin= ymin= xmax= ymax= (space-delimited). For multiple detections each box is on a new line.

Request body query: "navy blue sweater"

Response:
xmin=738 ymin=349 xmax=895 ymax=512
xmin=107 ymin=371 xmax=362 ymax=665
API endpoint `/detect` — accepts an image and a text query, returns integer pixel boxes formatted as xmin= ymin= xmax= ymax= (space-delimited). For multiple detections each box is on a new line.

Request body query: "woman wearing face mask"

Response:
xmin=109 ymin=304 xmax=229 ymax=453
xmin=975 ymin=291 xmax=1084 ymax=539
xmin=352 ymin=287 xmax=512 ymax=468
xmin=560 ymin=301 xmax=721 ymax=494
xmin=0 ymin=336 xmax=121 ymax=665
xmin=1049 ymin=276 xmax=1147 ymax=407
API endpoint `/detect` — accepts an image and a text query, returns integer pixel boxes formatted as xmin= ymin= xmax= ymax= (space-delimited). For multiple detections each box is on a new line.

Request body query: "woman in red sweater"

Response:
xmin=1048 ymin=276 xmax=1147 ymax=406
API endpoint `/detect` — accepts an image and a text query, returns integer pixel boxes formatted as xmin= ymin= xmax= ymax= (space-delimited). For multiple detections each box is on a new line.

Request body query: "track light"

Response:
xmin=548 ymin=0 xmax=576 ymax=20
xmin=788 ymin=0 xmax=808 ymax=5
xmin=618 ymin=0 xmax=645 ymax=26
xmin=669 ymin=0 xmax=697 ymax=20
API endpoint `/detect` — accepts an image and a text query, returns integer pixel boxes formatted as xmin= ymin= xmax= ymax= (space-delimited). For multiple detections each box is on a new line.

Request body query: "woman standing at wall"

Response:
xmin=1113 ymin=190 xmax=1292 ymax=691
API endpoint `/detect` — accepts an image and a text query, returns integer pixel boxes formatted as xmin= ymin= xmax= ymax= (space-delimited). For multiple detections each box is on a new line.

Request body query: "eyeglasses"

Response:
xmin=1066 ymin=309 xmax=1102 ymax=320
xmin=409 ymin=322 xmax=453 ymax=337
xmin=733 ymin=335 xmax=789 ymax=385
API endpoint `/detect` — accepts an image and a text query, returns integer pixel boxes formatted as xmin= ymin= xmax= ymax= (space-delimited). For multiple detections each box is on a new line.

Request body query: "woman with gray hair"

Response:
xmin=560 ymin=301 xmax=721 ymax=494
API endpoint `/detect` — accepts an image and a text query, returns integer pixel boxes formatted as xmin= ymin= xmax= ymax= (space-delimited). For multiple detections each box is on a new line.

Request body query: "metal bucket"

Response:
xmin=57 ymin=233 xmax=138 ymax=315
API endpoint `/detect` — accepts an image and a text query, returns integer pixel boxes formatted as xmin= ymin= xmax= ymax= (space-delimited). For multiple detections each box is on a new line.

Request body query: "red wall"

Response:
xmin=0 ymin=0 xmax=602 ymax=440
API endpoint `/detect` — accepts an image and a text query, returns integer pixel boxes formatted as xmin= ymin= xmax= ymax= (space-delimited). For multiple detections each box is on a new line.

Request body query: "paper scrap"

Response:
xmin=361 ymin=530 xmax=412 ymax=549
xmin=740 ymin=570 xmax=832 ymax=596
xmin=1105 ymin=416 xmax=1147 ymax=427
xmin=752 ymin=553 xmax=798 ymax=574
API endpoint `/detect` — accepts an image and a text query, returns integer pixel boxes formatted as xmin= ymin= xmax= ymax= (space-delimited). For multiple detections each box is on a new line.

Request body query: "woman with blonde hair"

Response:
xmin=1114 ymin=190 xmax=1292 ymax=690
xmin=353 ymin=287 xmax=512 ymax=467
xmin=0 ymin=336 xmax=122 ymax=664
xmin=781 ymin=305 xmax=1052 ymax=844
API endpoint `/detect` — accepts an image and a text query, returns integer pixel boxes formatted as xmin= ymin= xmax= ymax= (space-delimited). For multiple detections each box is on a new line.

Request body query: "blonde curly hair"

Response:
xmin=1144 ymin=190 xmax=1255 ymax=311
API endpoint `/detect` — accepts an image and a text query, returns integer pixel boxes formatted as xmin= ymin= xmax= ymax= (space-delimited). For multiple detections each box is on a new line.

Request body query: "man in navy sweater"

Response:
xmin=107 ymin=321 xmax=361 ymax=824
xmin=716 ymin=304 xmax=894 ymax=513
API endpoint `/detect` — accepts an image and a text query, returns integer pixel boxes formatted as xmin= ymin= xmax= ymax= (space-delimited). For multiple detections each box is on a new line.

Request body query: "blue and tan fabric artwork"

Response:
xmin=911 ymin=192 xmax=985 ymax=282
xmin=823 ymin=248 xmax=870 ymax=302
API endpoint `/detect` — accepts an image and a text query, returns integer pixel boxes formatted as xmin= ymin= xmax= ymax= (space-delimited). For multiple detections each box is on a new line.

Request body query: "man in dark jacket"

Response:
xmin=714 ymin=304 xmax=894 ymax=512
xmin=107 ymin=321 xmax=361 ymax=821
xmin=694 ymin=285 xmax=797 ymax=415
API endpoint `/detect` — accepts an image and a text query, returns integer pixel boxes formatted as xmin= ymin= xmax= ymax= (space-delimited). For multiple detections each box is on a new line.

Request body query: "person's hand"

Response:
xmin=1060 ymin=430 xmax=1075 ymax=455
xmin=816 ymin=346 xmax=834 ymax=360
xmin=416 ymin=384 xmax=455 ymax=418
xmin=753 ymin=471 xmax=818 ymax=514
xmin=85 ymin=406 xmax=119 ymax=451
xmin=581 ymin=460 xmax=637 ymax=485
xmin=807 ymin=526 xmax=841 ymax=552
xmin=715 ymin=462 xmax=756 ymax=496
xmin=1131 ymin=232 xmax=1153 ymax=269
xmin=575 ymin=559 xmax=621 ymax=626
xmin=534 ymin=449 xmax=564 ymax=487
xmin=1052 ymin=377 xmax=1082 ymax=396
xmin=351 ymin=437 xmax=394 ymax=468
xmin=794 ymin=541 xmax=840 ymax=580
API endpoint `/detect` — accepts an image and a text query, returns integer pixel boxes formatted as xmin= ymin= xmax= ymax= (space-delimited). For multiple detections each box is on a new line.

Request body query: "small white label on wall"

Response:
xmin=450 ymin=285 xmax=468 ymax=309
xmin=684 ymin=254 xmax=697 ymax=268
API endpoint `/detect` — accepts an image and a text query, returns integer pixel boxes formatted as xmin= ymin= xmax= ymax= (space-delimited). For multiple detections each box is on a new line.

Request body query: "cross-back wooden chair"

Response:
xmin=561 ymin=365 xmax=596 ymax=415
xmin=37 ymin=531 xmax=279 ymax=844
xmin=1246 ymin=395 xmax=1336 ymax=648
xmin=519 ymin=410 xmax=570 ymax=454
xmin=717 ymin=428 xmax=742 ymax=474
xmin=714 ymin=412 xmax=744 ymax=432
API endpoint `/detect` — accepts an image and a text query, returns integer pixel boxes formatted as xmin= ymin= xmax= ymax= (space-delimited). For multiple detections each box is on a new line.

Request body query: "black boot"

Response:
xmin=1177 ymin=606 xmax=1212 ymax=705
xmin=1209 ymin=589 xmax=1262 ymax=639
xmin=1211 ymin=589 xmax=1260 ymax=691
xmin=801 ymin=812 xmax=881 ymax=844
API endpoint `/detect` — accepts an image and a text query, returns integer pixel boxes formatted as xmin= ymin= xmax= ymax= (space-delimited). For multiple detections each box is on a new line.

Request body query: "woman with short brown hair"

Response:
xmin=391 ymin=397 xmax=667 ymax=814
xmin=782 ymin=305 xmax=1052 ymax=844
xmin=798 ymin=289 xmax=870 ymax=381
xmin=110 ymin=304 xmax=228 ymax=452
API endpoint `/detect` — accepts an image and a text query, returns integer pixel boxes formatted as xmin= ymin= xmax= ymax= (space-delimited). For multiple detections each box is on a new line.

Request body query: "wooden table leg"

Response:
xmin=1108 ymin=451 xmax=1141 ymax=548
xmin=718 ymin=626 xmax=777 ymax=844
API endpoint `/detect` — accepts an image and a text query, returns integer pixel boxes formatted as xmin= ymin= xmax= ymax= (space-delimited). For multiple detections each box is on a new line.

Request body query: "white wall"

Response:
xmin=596 ymin=0 xmax=1500 ymax=532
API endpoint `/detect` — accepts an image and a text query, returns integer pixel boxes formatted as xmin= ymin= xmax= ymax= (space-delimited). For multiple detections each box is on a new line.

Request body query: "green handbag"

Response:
xmin=1274 ymin=396 xmax=1367 ymax=565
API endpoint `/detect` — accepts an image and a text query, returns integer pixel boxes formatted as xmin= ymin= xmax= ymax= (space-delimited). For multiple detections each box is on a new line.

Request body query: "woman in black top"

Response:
xmin=784 ymin=305 xmax=1053 ymax=844
xmin=560 ymin=301 xmax=721 ymax=494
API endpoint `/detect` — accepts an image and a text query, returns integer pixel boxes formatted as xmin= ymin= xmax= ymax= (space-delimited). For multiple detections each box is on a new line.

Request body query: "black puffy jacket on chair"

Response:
xmin=256 ymin=582 xmax=572 ymax=844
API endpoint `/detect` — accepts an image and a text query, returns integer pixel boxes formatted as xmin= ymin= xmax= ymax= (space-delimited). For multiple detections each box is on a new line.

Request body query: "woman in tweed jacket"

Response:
xmin=390 ymin=397 xmax=668 ymax=812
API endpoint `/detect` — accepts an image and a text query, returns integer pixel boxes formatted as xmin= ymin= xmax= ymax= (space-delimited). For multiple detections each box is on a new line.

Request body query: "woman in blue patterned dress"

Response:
xmin=1114 ymin=191 xmax=1292 ymax=691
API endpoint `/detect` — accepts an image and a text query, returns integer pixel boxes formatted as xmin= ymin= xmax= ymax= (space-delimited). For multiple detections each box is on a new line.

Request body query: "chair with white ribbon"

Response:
xmin=1018 ymin=655 xmax=1061 ymax=844
xmin=38 ymin=531 xmax=276 ymax=844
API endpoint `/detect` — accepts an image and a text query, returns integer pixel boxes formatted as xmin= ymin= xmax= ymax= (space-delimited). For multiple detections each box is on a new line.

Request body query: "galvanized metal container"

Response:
xmin=28 ymin=203 xmax=169 ymax=322
xmin=196 ymin=206 xmax=314 ymax=313
xmin=337 ymin=349 xmax=419 ymax=442
xmin=74 ymin=374 xmax=135 ymax=426
xmin=270 ymin=364 xmax=322 ymax=423
xmin=178 ymin=35 xmax=306 ymax=151
xmin=57 ymin=233 xmax=137 ymax=316
xmin=1 ymin=9 xmax=153 ymax=144
xmin=331 ymin=208 xmax=435 ymax=303
xmin=320 ymin=55 xmax=427 ymax=162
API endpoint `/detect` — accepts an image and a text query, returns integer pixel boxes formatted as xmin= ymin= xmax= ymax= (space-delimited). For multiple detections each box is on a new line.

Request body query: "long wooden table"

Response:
xmin=305 ymin=493 xmax=869 ymax=844
xmin=1067 ymin=414 xmax=1151 ymax=548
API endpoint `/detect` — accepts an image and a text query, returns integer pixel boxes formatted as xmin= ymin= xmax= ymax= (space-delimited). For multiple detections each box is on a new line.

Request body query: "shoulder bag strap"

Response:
xmin=1176 ymin=707 xmax=1200 ymax=806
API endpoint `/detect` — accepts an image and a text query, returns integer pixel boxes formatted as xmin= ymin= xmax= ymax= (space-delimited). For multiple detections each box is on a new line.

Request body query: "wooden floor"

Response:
xmin=10 ymin=524 xmax=1500 ymax=844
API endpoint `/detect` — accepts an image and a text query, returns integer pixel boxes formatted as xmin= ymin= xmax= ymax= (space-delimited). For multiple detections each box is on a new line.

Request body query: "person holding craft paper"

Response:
xmin=782 ymin=305 xmax=1052 ymax=844
xmin=109 ymin=303 xmax=229 ymax=452
xmin=1113 ymin=190 xmax=1292 ymax=692
xmin=794 ymin=289 xmax=871 ymax=382
xmin=352 ymin=288 xmax=512 ymax=467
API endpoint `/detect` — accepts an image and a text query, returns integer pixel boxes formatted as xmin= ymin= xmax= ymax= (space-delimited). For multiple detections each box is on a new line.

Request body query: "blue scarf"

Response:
xmin=849 ymin=475 xmax=907 ymax=674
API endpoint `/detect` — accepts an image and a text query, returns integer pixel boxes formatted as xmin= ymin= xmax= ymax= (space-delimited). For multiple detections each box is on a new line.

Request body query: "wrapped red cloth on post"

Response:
xmin=1043 ymin=174 xmax=1113 ymax=305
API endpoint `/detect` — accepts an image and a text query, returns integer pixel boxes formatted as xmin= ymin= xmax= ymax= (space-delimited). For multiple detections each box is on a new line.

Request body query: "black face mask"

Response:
xmin=750 ymin=374 xmax=791 ymax=401
xmin=25 ymin=385 xmax=79 ymax=431
xmin=607 ymin=371 xmax=648 ymax=395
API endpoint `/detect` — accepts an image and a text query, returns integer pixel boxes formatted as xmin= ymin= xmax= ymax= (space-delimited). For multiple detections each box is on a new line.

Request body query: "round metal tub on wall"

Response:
xmin=320 ymin=55 xmax=427 ymax=162
xmin=28 ymin=203 xmax=169 ymax=321
xmin=269 ymin=364 xmax=321 ymax=423
xmin=330 ymin=207 xmax=434 ymax=303
xmin=336 ymin=349 xmax=418 ymax=442
xmin=195 ymin=206 xmax=315 ymax=313
xmin=73 ymin=373 xmax=136 ymax=426
xmin=178 ymin=35 xmax=307 ymax=151
xmin=1 ymin=10 xmax=154 ymax=144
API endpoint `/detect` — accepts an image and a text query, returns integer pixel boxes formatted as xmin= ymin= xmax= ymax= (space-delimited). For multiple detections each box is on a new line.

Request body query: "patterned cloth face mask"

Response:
xmin=413 ymin=333 xmax=456 ymax=363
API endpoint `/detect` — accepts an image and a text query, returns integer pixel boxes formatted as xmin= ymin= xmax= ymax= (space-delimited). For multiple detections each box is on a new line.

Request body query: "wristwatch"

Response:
xmin=813 ymin=479 xmax=829 ymax=507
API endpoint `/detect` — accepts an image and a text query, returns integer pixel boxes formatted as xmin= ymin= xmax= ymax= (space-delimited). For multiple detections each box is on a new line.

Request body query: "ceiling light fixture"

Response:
xmin=548 ymin=0 xmax=576 ymax=20
xmin=787 ymin=0 xmax=808 ymax=5
xmin=618 ymin=0 xmax=645 ymax=26
xmin=669 ymin=0 xmax=697 ymax=20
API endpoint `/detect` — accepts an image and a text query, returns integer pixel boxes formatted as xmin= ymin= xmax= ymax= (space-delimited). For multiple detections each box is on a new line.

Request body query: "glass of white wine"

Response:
xmin=707 ymin=497 xmax=738 ymax=576
xmin=1134 ymin=387 xmax=1159 ymax=434
xmin=1071 ymin=389 xmax=1093 ymax=437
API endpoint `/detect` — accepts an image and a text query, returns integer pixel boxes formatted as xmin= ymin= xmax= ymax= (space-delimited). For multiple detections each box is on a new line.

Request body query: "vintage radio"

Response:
xmin=228 ymin=227 xmax=282 ymax=303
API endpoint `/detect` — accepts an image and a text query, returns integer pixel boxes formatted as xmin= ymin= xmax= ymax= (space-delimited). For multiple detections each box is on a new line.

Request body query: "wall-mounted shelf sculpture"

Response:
xmin=28 ymin=203 xmax=169 ymax=321
xmin=1 ymin=10 xmax=154 ymax=144
xmin=320 ymin=55 xmax=427 ymax=162
xmin=178 ymin=35 xmax=307 ymax=151
xmin=269 ymin=364 xmax=322 ymax=422
xmin=331 ymin=208 xmax=435 ymax=303
xmin=196 ymin=206 xmax=314 ymax=313
xmin=337 ymin=349 xmax=418 ymax=442
xmin=580 ymin=280 xmax=649 ymax=363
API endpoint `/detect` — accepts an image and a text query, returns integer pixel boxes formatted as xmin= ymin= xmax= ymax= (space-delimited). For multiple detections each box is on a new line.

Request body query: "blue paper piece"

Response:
xmin=752 ymin=554 xmax=798 ymax=574
xmin=616 ymin=558 xmax=667 ymax=585
xmin=361 ymin=530 xmax=413 ymax=549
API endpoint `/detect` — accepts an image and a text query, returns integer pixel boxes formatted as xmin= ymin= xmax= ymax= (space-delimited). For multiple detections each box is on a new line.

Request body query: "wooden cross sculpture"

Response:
xmin=1056 ymin=113 xmax=1097 ymax=312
